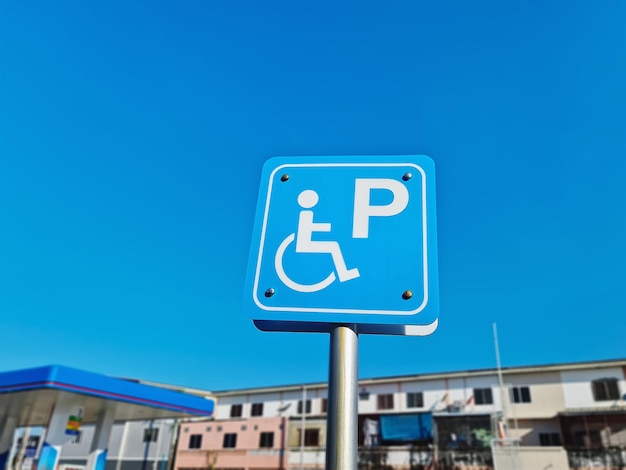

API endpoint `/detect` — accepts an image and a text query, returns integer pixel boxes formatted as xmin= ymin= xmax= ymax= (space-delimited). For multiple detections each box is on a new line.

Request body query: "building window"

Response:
xmin=321 ymin=398 xmax=327 ymax=413
xmin=511 ymin=386 xmax=532 ymax=403
xmin=143 ymin=428 xmax=159 ymax=443
xmin=230 ymin=404 xmax=243 ymax=418
xmin=406 ymin=392 xmax=424 ymax=408
xmin=259 ymin=432 xmax=274 ymax=448
xmin=591 ymin=378 xmax=620 ymax=401
xmin=473 ymin=388 xmax=493 ymax=405
xmin=206 ymin=426 xmax=211 ymax=432
xmin=241 ymin=425 xmax=247 ymax=431
xmin=298 ymin=428 xmax=320 ymax=446
xmin=217 ymin=426 xmax=222 ymax=432
xmin=223 ymin=433 xmax=237 ymax=449
xmin=377 ymin=394 xmax=394 ymax=410
xmin=251 ymin=403 xmax=264 ymax=417
xmin=539 ymin=433 xmax=562 ymax=446
xmin=189 ymin=434 xmax=202 ymax=449
xmin=297 ymin=399 xmax=312 ymax=414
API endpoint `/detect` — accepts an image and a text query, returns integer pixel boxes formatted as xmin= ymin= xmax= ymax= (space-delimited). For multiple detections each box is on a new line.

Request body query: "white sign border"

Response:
xmin=252 ymin=162 xmax=429 ymax=316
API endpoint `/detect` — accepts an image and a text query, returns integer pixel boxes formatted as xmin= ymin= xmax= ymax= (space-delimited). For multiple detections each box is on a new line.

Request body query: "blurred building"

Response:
xmin=172 ymin=358 xmax=626 ymax=470
xmin=5 ymin=358 xmax=625 ymax=470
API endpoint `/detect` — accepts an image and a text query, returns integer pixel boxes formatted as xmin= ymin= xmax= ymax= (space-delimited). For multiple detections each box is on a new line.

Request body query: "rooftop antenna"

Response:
xmin=493 ymin=322 xmax=509 ymax=438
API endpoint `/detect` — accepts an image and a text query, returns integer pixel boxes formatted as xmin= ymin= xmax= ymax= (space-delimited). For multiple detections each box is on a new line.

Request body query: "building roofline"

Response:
xmin=211 ymin=357 xmax=626 ymax=397
xmin=121 ymin=377 xmax=215 ymax=399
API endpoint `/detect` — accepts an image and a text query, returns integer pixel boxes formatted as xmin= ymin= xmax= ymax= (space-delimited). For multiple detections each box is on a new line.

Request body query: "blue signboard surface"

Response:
xmin=243 ymin=155 xmax=439 ymax=336
xmin=380 ymin=413 xmax=433 ymax=441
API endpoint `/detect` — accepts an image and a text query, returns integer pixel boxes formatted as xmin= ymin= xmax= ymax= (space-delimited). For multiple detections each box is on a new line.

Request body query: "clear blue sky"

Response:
xmin=1 ymin=1 xmax=625 ymax=392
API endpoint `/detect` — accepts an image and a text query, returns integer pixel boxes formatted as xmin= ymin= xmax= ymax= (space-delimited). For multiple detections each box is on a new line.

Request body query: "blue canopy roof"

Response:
xmin=0 ymin=365 xmax=214 ymax=425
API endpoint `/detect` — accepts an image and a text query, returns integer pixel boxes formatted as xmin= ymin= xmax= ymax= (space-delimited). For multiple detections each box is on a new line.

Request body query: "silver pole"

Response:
xmin=153 ymin=421 xmax=164 ymax=470
xmin=115 ymin=422 xmax=129 ymax=470
xmin=326 ymin=325 xmax=358 ymax=470
xmin=15 ymin=427 xmax=31 ymax=470
xmin=300 ymin=385 xmax=306 ymax=470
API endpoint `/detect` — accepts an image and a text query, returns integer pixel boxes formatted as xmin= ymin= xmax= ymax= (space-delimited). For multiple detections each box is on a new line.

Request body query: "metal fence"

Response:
xmin=358 ymin=446 xmax=493 ymax=470
xmin=490 ymin=439 xmax=521 ymax=470
xmin=567 ymin=447 xmax=626 ymax=468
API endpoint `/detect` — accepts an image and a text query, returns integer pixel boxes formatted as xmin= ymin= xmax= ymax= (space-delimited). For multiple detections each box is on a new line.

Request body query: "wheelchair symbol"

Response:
xmin=274 ymin=189 xmax=360 ymax=293
xmin=271 ymin=180 xmax=410 ymax=294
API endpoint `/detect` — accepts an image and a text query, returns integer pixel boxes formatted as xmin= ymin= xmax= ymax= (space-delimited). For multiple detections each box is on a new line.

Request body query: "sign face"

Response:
xmin=65 ymin=407 xmax=83 ymax=436
xmin=24 ymin=436 xmax=40 ymax=457
xmin=243 ymin=155 xmax=439 ymax=336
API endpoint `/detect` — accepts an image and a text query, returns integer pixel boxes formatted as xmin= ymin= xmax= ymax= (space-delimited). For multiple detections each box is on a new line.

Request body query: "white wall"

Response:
xmin=215 ymin=389 xmax=324 ymax=420
xmin=59 ymin=420 xmax=174 ymax=463
xmin=218 ymin=374 xmax=507 ymax=419
xmin=59 ymin=426 xmax=95 ymax=459
xmin=494 ymin=446 xmax=569 ymax=470
xmin=396 ymin=379 xmax=448 ymax=413
xmin=560 ymin=367 xmax=625 ymax=409
xmin=512 ymin=419 xmax=561 ymax=446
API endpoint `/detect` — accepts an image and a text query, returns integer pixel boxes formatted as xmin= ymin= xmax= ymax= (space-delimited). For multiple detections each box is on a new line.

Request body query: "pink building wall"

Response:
xmin=174 ymin=417 xmax=287 ymax=470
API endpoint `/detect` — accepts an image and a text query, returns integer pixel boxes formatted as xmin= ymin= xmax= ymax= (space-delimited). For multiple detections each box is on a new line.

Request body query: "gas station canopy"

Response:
xmin=0 ymin=365 xmax=215 ymax=426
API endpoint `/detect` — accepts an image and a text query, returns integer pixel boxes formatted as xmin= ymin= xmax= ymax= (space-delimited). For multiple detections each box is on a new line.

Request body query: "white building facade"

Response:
xmin=7 ymin=359 xmax=625 ymax=470
xmin=183 ymin=358 xmax=626 ymax=470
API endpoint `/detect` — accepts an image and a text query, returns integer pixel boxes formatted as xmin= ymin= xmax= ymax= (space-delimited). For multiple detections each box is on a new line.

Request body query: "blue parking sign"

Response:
xmin=243 ymin=155 xmax=439 ymax=336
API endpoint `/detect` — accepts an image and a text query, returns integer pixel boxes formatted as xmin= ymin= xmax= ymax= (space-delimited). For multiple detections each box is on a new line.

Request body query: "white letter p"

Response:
xmin=352 ymin=178 xmax=409 ymax=239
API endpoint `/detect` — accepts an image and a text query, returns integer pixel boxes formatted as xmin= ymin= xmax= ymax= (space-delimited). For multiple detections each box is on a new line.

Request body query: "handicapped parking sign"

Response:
xmin=243 ymin=155 xmax=439 ymax=336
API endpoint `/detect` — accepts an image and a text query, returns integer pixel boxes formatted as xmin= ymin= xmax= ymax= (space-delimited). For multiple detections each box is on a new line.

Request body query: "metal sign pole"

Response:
xmin=326 ymin=324 xmax=358 ymax=470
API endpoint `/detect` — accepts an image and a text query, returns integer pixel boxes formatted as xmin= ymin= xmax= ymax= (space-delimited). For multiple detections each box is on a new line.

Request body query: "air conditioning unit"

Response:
xmin=447 ymin=400 xmax=465 ymax=413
